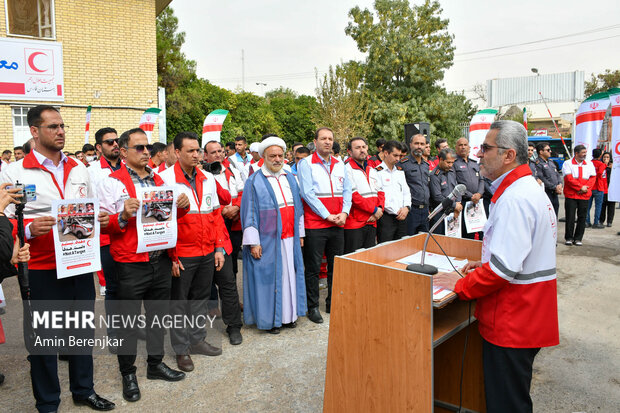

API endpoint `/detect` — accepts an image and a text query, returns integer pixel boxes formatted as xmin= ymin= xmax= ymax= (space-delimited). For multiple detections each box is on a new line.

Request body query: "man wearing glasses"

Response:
xmin=535 ymin=143 xmax=563 ymax=217
xmin=1 ymin=105 xmax=115 ymax=412
xmin=99 ymin=128 xmax=190 ymax=402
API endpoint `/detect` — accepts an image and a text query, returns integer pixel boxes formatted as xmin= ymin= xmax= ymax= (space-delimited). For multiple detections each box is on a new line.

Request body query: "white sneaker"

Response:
xmin=573 ymin=241 xmax=583 ymax=246
xmin=564 ymin=240 xmax=573 ymax=245
xmin=100 ymin=286 xmax=106 ymax=296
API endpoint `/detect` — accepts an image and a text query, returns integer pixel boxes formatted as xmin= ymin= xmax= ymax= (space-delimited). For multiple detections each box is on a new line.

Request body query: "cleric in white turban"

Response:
xmin=240 ymin=136 xmax=307 ymax=333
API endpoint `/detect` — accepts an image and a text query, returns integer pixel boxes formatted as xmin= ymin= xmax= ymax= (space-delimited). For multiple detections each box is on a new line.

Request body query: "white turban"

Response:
xmin=258 ymin=136 xmax=286 ymax=158
xmin=249 ymin=142 xmax=260 ymax=153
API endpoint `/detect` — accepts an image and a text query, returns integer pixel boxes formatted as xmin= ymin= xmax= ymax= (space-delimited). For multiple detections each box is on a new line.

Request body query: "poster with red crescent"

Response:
xmin=136 ymin=186 xmax=178 ymax=253
xmin=52 ymin=198 xmax=101 ymax=279
xmin=0 ymin=37 xmax=64 ymax=101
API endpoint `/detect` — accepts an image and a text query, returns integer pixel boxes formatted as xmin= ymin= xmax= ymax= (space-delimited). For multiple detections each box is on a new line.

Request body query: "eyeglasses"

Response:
xmin=40 ymin=123 xmax=67 ymax=131
xmin=480 ymin=143 xmax=510 ymax=153
xmin=102 ymin=138 xmax=119 ymax=146
xmin=125 ymin=144 xmax=153 ymax=153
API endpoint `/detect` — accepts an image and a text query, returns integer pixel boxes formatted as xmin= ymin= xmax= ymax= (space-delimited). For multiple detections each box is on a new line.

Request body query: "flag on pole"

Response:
xmin=608 ymin=88 xmax=620 ymax=202
xmin=139 ymin=108 xmax=161 ymax=143
xmin=202 ymin=109 xmax=229 ymax=148
xmin=468 ymin=108 xmax=498 ymax=161
xmin=574 ymin=92 xmax=610 ymax=161
xmin=84 ymin=105 xmax=92 ymax=144
xmin=522 ymin=107 xmax=528 ymax=130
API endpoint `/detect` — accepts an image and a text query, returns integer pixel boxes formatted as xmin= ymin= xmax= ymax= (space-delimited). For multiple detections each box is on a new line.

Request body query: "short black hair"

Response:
xmin=118 ymin=128 xmax=146 ymax=149
xmin=383 ymin=140 xmax=403 ymax=154
xmin=592 ymin=148 xmax=602 ymax=159
xmin=27 ymin=105 xmax=59 ymax=127
xmin=173 ymin=131 xmax=199 ymax=150
xmin=2 ymin=150 xmax=11 ymax=155
xmin=574 ymin=145 xmax=586 ymax=154
xmin=75 ymin=150 xmax=83 ymax=156
xmin=82 ymin=143 xmax=95 ymax=153
xmin=13 ymin=146 xmax=23 ymax=152
xmin=23 ymin=139 xmax=33 ymax=154
xmin=332 ymin=141 xmax=341 ymax=154
xmin=528 ymin=142 xmax=535 ymax=148
xmin=292 ymin=142 xmax=304 ymax=149
xmin=375 ymin=138 xmax=386 ymax=150
xmin=438 ymin=148 xmax=457 ymax=161
xmin=225 ymin=142 xmax=235 ymax=151
xmin=434 ymin=138 xmax=447 ymax=150
xmin=315 ymin=127 xmax=334 ymax=140
xmin=150 ymin=142 xmax=167 ymax=157
xmin=347 ymin=137 xmax=368 ymax=151
xmin=535 ymin=142 xmax=549 ymax=154
xmin=95 ymin=127 xmax=118 ymax=145
xmin=235 ymin=136 xmax=247 ymax=143
xmin=295 ymin=147 xmax=310 ymax=156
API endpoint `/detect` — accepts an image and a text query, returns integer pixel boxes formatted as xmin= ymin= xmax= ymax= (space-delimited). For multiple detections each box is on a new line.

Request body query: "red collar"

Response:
xmin=172 ymin=161 xmax=207 ymax=185
xmin=109 ymin=164 xmax=164 ymax=198
xmin=22 ymin=151 xmax=79 ymax=194
xmin=490 ymin=164 xmax=532 ymax=203
xmin=311 ymin=151 xmax=338 ymax=165
xmin=572 ymin=158 xmax=587 ymax=165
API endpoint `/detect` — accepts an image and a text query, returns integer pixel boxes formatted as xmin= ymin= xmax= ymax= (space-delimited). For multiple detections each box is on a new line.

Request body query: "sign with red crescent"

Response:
xmin=28 ymin=51 xmax=47 ymax=73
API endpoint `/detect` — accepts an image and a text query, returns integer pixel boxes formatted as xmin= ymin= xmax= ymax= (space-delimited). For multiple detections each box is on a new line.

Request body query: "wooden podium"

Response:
xmin=323 ymin=234 xmax=486 ymax=413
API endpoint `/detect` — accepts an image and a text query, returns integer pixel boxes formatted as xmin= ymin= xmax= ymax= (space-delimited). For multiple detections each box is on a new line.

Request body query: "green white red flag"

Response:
xmin=523 ymin=107 xmax=527 ymax=130
xmin=84 ymin=105 xmax=92 ymax=144
xmin=139 ymin=108 xmax=161 ymax=143
xmin=608 ymin=88 xmax=620 ymax=202
xmin=574 ymin=92 xmax=610 ymax=160
xmin=468 ymin=108 xmax=498 ymax=161
xmin=202 ymin=109 xmax=229 ymax=148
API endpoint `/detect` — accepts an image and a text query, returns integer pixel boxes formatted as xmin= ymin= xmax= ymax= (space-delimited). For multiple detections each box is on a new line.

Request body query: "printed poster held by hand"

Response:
xmin=463 ymin=201 xmax=487 ymax=234
xmin=443 ymin=212 xmax=461 ymax=238
xmin=52 ymin=199 xmax=101 ymax=279
xmin=136 ymin=186 xmax=178 ymax=253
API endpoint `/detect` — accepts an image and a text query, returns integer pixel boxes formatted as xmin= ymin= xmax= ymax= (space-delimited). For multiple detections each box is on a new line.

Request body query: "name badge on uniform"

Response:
xmin=25 ymin=184 xmax=37 ymax=201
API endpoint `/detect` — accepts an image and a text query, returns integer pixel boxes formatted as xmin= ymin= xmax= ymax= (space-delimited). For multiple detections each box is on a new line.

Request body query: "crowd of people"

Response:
xmin=0 ymin=104 xmax=614 ymax=412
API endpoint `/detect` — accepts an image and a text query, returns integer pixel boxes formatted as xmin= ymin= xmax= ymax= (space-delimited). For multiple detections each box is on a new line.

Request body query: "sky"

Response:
xmin=170 ymin=0 xmax=620 ymax=105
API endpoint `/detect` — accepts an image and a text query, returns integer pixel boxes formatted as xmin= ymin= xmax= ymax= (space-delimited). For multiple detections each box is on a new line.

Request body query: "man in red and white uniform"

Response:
xmin=343 ymin=137 xmax=384 ymax=253
xmin=1 ymin=106 xmax=115 ymax=412
xmin=435 ymin=120 xmax=559 ymax=413
xmin=297 ymin=127 xmax=352 ymax=323
xmin=561 ymin=144 xmax=596 ymax=246
xmin=99 ymin=128 xmax=189 ymax=402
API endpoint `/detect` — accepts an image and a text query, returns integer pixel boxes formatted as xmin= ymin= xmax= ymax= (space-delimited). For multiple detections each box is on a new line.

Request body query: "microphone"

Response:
xmin=427 ymin=184 xmax=466 ymax=221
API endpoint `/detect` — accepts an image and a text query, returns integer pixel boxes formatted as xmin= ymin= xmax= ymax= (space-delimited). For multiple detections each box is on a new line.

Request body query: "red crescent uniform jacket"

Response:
xmin=562 ymin=158 xmax=596 ymax=200
xmin=344 ymin=160 xmax=385 ymax=229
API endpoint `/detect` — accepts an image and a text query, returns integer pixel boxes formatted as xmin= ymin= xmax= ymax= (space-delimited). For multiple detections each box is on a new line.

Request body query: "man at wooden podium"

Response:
xmin=434 ymin=120 xmax=559 ymax=413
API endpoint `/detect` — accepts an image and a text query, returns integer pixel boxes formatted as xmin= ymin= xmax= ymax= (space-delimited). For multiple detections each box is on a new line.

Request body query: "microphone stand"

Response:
xmin=407 ymin=206 xmax=454 ymax=275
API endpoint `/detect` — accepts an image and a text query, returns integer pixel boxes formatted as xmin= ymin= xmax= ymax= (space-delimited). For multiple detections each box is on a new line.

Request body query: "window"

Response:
xmin=12 ymin=106 xmax=32 ymax=147
xmin=6 ymin=0 xmax=55 ymax=39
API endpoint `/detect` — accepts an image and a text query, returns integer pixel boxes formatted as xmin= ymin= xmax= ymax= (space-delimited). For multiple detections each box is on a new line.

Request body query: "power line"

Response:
xmin=456 ymin=23 xmax=620 ymax=56
xmin=211 ymin=70 xmax=326 ymax=83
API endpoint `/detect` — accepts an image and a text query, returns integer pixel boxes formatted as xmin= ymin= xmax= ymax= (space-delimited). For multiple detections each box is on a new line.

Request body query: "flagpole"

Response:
xmin=538 ymin=92 xmax=572 ymax=157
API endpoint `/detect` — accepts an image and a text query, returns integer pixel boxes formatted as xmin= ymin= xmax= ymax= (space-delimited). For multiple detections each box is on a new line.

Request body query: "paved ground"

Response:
xmin=0 ymin=201 xmax=619 ymax=412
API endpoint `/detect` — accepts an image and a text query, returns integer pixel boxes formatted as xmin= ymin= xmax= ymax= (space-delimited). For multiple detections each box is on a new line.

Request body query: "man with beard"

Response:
xmin=400 ymin=133 xmax=431 ymax=235
xmin=429 ymin=148 xmax=462 ymax=235
xmin=535 ymin=142 xmax=563 ymax=217
xmin=454 ymin=137 xmax=484 ymax=239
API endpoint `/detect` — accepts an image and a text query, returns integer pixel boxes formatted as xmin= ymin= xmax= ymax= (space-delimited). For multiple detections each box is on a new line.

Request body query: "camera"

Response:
xmin=200 ymin=161 xmax=222 ymax=175
xmin=10 ymin=182 xmax=28 ymax=205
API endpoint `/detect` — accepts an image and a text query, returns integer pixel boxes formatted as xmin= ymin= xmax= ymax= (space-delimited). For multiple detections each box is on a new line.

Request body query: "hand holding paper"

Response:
xmin=177 ymin=193 xmax=190 ymax=209
xmin=121 ymin=198 xmax=140 ymax=221
xmin=30 ymin=216 xmax=56 ymax=237
xmin=98 ymin=212 xmax=109 ymax=228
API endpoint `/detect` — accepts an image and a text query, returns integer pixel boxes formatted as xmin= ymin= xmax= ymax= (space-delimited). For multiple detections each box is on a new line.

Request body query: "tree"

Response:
xmin=266 ymin=87 xmax=319 ymax=145
xmin=314 ymin=64 xmax=372 ymax=148
xmin=584 ymin=69 xmax=620 ymax=97
xmin=345 ymin=0 xmax=475 ymax=144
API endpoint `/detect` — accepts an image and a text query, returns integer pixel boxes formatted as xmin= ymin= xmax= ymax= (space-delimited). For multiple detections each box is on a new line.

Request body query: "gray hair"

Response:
xmin=438 ymin=148 xmax=456 ymax=161
xmin=489 ymin=120 xmax=528 ymax=165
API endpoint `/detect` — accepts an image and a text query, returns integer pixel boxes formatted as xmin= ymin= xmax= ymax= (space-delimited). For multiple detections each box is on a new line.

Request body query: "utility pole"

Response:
xmin=241 ymin=49 xmax=245 ymax=91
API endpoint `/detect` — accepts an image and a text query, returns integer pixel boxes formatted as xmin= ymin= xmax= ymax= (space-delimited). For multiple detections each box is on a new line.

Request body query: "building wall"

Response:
xmin=0 ymin=0 xmax=160 ymax=152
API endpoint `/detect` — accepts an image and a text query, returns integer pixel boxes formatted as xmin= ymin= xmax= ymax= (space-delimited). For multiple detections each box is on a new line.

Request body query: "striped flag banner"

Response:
xmin=608 ymin=88 xmax=620 ymax=202
xmin=523 ymin=107 xmax=528 ymax=130
xmin=139 ymin=108 xmax=162 ymax=143
xmin=574 ymin=92 xmax=610 ymax=161
xmin=84 ymin=105 xmax=92 ymax=144
xmin=468 ymin=108 xmax=498 ymax=161
xmin=202 ymin=109 xmax=229 ymax=148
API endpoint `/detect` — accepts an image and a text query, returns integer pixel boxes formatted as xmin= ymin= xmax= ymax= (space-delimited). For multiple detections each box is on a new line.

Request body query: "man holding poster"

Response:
xmin=98 ymin=128 xmax=190 ymax=403
xmin=1 ymin=105 xmax=115 ymax=412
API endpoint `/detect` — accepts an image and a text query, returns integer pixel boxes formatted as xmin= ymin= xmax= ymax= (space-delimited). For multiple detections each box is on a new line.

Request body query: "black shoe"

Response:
xmin=585 ymin=223 xmax=592 ymax=228
xmin=307 ymin=307 xmax=323 ymax=324
xmin=607 ymin=223 xmax=612 ymax=227
xmin=122 ymin=374 xmax=140 ymax=402
xmin=227 ymin=328 xmax=243 ymax=345
xmin=592 ymin=224 xmax=605 ymax=229
xmin=146 ymin=362 xmax=186 ymax=382
xmin=73 ymin=393 xmax=116 ymax=411
xmin=282 ymin=321 xmax=297 ymax=329
xmin=325 ymin=304 xmax=331 ymax=314
xmin=0 ymin=372 xmax=4 ymax=385
xmin=268 ymin=327 xmax=280 ymax=334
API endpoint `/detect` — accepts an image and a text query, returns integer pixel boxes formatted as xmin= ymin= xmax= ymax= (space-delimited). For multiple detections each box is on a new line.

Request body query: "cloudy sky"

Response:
xmin=171 ymin=0 xmax=620 ymax=102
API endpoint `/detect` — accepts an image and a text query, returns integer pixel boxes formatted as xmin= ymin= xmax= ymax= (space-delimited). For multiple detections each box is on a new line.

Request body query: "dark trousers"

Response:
xmin=170 ymin=254 xmax=214 ymax=355
xmin=406 ymin=206 xmax=429 ymax=235
xmin=27 ymin=270 xmax=95 ymax=412
xmin=483 ymin=339 xmax=540 ymax=413
xmin=101 ymin=245 xmax=118 ymax=338
xmin=344 ymin=225 xmax=376 ymax=253
xmin=376 ymin=213 xmax=407 ymax=243
xmin=564 ymin=197 xmax=589 ymax=242
xmin=214 ymin=254 xmax=242 ymax=330
xmin=545 ymin=190 xmax=560 ymax=218
xmin=600 ymin=193 xmax=615 ymax=225
xmin=303 ymin=227 xmax=344 ymax=310
xmin=115 ymin=255 xmax=171 ymax=376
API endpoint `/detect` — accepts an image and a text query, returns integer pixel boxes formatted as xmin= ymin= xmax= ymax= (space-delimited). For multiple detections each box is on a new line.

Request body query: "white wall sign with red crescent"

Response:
xmin=0 ymin=37 xmax=64 ymax=101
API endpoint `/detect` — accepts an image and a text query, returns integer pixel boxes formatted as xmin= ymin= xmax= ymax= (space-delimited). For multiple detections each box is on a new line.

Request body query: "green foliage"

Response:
xmin=584 ymin=69 xmax=620 ymax=97
xmin=266 ymin=88 xmax=319 ymax=145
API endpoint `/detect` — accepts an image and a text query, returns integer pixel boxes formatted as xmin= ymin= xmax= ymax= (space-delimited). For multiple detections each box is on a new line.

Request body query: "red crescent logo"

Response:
xmin=87 ymin=240 xmax=92 ymax=247
xmin=78 ymin=187 xmax=86 ymax=197
xmin=28 ymin=51 xmax=47 ymax=73
xmin=165 ymin=222 xmax=170 ymax=228
xmin=615 ymin=142 xmax=620 ymax=155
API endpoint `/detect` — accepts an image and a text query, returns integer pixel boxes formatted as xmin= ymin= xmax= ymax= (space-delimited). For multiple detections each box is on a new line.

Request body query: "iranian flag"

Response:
xmin=468 ymin=108 xmax=498 ymax=161
xmin=84 ymin=105 xmax=92 ymax=144
xmin=139 ymin=108 xmax=161 ymax=143
xmin=574 ymin=92 xmax=610 ymax=160
xmin=608 ymin=88 xmax=620 ymax=202
xmin=522 ymin=107 xmax=528 ymax=130
xmin=202 ymin=109 xmax=229 ymax=148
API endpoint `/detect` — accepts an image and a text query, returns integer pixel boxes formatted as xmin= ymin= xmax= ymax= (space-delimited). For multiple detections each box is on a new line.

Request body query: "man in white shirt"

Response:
xmin=375 ymin=140 xmax=411 ymax=243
